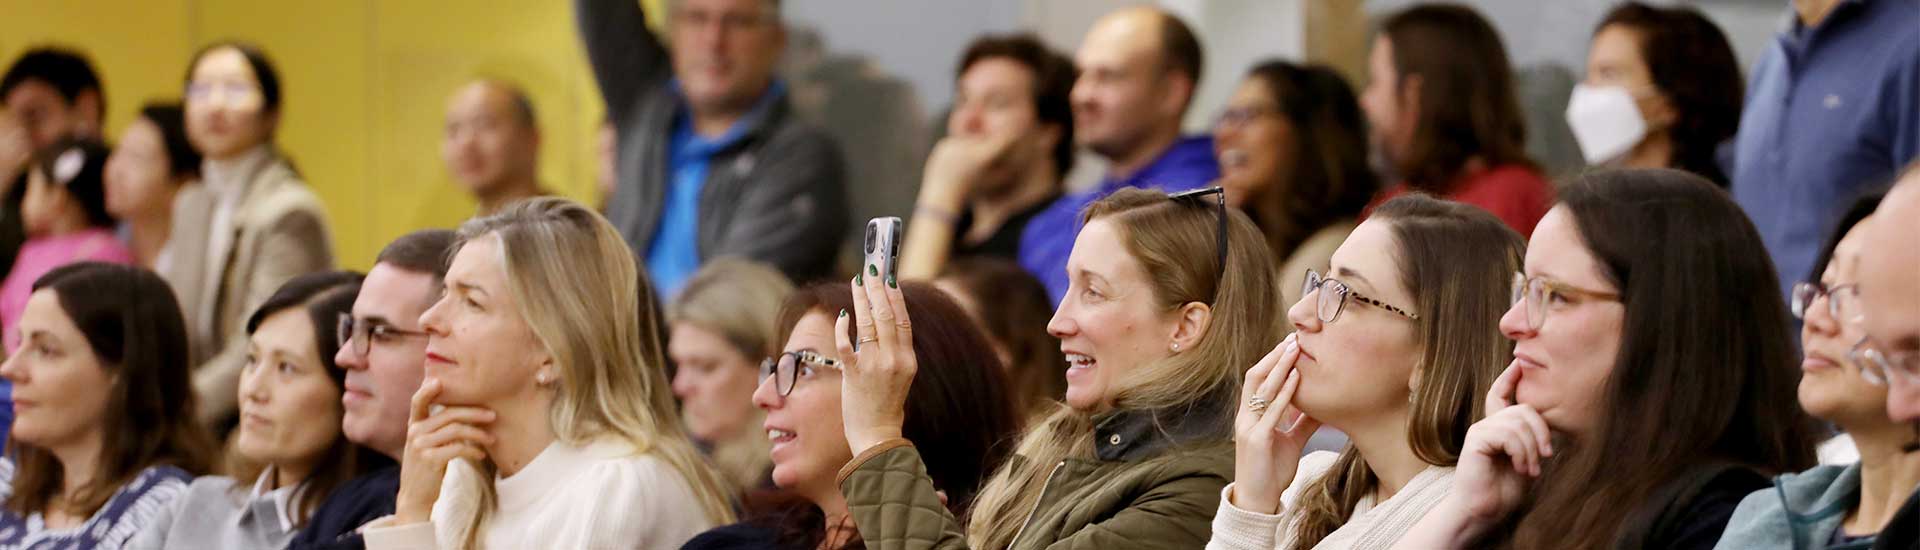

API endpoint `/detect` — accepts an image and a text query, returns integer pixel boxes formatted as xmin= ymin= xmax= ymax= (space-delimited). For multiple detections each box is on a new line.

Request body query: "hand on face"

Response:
xmin=1230 ymin=334 xmax=1321 ymax=514
xmin=1446 ymin=363 xmax=1554 ymax=531
xmin=835 ymin=268 xmax=915 ymax=455
xmin=920 ymin=131 xmax=1025 ymax=203
xmin=392 ymin=378 xmax=496 ymax=524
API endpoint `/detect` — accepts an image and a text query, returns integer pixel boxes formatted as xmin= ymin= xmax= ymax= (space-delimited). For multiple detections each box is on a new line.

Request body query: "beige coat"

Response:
xmin=168 ymin=150 xmax=332 ymax=428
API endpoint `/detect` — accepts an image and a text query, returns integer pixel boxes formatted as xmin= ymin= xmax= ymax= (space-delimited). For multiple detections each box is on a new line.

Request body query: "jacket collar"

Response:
xmin=1773 ymin=462 xmax=1863 ymax=523
xmin=668 ymin=79 xmax=791 ymax=150
xmin=1090 ymin=389 xmax=1233 ymax=462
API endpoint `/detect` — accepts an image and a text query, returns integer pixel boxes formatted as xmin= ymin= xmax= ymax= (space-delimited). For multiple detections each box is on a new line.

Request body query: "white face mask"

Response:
xmin=1565 ymin=84 xmax=1648 ymax=165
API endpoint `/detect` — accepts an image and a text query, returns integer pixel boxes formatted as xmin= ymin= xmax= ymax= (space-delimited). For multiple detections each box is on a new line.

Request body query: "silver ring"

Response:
xmin=1246 ymin=396 xmax=1269 ymax=413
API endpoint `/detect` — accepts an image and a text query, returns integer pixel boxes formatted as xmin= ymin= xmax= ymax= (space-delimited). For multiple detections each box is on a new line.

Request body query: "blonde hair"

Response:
xmin=667 ymin=258 xmax=793 ymax=492
xmin=1285 ymin=193 xmax=1523 ymax=548
xmin=966 ymin=188 xmax=1282 ymax=547
xmin=449 ymin=198 xmax=734 ymax=546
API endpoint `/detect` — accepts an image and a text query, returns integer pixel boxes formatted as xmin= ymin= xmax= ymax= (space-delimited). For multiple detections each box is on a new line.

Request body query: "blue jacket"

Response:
xmin=1715 ymin=463 xmax=1877 ymax=550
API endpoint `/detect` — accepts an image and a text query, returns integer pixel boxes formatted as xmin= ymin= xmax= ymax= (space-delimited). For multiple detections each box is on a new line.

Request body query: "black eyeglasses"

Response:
xmin=758 ymin=350 xmax=841 ymax=397
xmin=1169 ymin=186 xmax=1228 ymax=292
xmin=337 ymin=313 xmax=430 ymax=358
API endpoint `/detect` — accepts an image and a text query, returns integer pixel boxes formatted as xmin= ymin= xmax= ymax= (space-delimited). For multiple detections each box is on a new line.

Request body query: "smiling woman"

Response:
xmin=822 ymin=187 xmax=1282 ymax=549
xmin=129 ymin=270 xmax=389 ymax=550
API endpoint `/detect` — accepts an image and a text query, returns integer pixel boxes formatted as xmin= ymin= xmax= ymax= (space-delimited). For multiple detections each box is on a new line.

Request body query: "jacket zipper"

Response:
xmin=1008 ymin=461 xmax=1067 ymax=549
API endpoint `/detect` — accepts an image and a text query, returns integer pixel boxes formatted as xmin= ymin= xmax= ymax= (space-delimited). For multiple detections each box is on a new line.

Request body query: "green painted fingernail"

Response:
xmin=868 ymin=264 xmax=878 ymax=277
xmin=839 ymin=309 xmax=848 ymax=318
xmin=887 ymin=274 xmax=897 ymax=288
xmin=855 ymin=272 xmax=863 ymax=285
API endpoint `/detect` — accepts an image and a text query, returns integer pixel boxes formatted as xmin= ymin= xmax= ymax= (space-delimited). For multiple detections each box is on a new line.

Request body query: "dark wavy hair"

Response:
xmin=1238 ymin=60 xmax=1380 ymax=261
xmin=955 ymin=33 xmax=1079 ymax=181
xmin=1594 ymin=2 xmax=1743 ymax=188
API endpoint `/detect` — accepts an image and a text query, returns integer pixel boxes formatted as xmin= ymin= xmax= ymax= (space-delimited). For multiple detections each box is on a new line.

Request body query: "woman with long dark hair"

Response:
xmin=1396 ymin=169 xmax=1818 ymax=549
xmin=0 ymin=262 xmax=218 ymax=549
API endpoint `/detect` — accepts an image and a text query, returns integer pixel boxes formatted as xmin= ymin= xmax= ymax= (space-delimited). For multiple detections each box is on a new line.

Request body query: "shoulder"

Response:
xmin=759 ymin=116 xmax=844 ymax=164
xmin=242 ymin=159 xmax=327 ymax=225
xmin=1464 ymin=165 xmax=1551 ymax=194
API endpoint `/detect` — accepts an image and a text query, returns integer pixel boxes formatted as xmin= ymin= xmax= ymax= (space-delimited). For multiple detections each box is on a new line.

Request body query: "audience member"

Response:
xmin=933 ymin=257 xmax=1065 ymax=421
xmin=1569 ymin=2 xmax=1742 ymax=186
xmin=1213 ymin=60 xmax=1379 ymax=312
xmin=287 ymin=229 xmax=455 ymax=550
xmin=576 ymin=0 xmax=849 ymax=296
xmin=442 ymin=79 xmax=549 ymax=217
xmin=1019 ymin=7 xmax=1219 ymax=305
xmin=1360 ymin=4 xmax=1552 ymax=237
xmin=1211 ymin=194 xmax=1523 ymax=549
xmin=1847 ymin=163 xmax=1919 ymax=550
xmin=900 ymin=33 xmax=1076 ymax=279
xmin=0 ymin=263 xmax=218 ymax=549
xmin=173 ymin=42 xmax=335 ymax=429
xmin=1731 ymin=0 xmax=1920 ymax=301
xmin=2 ymin=138 xmax=132 ymax=356
xmin=1395 ymin=168 xmax=1818 ymax=549
xmin=838 ymin=187 xmax=1279 ymax=548
xmin=359 ymin=198 xmax=732 ymax=548
xmin=666 ymin=258 xmax=794 ymax=493
xmin=0 ymin=48 xmax=106 ymax=281
xmin=1713 ymin=191 xmax=1918 ymax=550
xmin=131 ymin=271 xmax=388 ymax=549
xmin=681 ymin=281 xmax=1018 ymax=549
xmin=104 ymin=103 xmax=203 ymax=272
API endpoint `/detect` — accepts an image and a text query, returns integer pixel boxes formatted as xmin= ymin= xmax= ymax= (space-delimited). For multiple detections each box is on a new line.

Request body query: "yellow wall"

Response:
xmin=0 ymin=0 xmax=668 ymax=270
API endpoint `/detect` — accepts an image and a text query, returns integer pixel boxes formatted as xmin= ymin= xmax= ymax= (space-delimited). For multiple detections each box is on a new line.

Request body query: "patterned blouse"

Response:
xmin=0 ymin=459 xmax=191 ymax=549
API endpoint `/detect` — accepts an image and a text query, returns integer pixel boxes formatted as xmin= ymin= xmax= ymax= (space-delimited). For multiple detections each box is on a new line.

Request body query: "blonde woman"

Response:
xmin=1208 ymin=194 xmax=1522 ymax=549
xmin=836 ymin=186 xmax=1282 ymax=548
xmin=360 ymin=198 xmax=733 ymax=549
xmin=667 ymin=259 xmax=794 ymax=492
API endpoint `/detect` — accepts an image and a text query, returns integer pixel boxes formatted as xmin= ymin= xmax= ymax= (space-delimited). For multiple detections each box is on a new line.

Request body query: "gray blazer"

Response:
xmin=576 ymin=0 xmax=849 ymax=285
xmin=168 ymin=151 xmax=333 ymax=428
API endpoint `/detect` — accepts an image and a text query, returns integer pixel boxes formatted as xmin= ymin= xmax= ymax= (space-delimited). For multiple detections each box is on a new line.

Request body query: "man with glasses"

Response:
xmin=1845 ymin=164 xmax=1920 ymax=550
xmin=575 ymin=0 xmax=847 ymax=299
xmin=288 ymin=229 xmax=454 ymax=550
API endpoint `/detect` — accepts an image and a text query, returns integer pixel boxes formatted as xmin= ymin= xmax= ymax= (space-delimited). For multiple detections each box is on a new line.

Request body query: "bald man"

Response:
xmin=443 ymin=80 xmax=549 ymax=216
xmin=1017 ymin=7 xmax=1219 ymax=305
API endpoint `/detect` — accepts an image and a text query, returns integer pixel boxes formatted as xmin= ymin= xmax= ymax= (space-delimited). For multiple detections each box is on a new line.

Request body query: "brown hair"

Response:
xmin=230 ymin=270 xmax=389 ymax=527
xmin=6 ymin=263 xmax=218 ymax=518
xmin=762 ymin=281 xmax=1019 ymax=548
xmin=1593 ymin=3 xmax=1743 ymax=188
xmin=937 ymin=257 xmax=1066 ymax=421
xmin=1381 ymin=4 xmax=1534 ymax=193
xmin=967 ymin=188 xmax=1282 ymax=547
xmin=1288 ymin=194 xmax=1524 ymax=548
xmin=1493 ymin=169 xmax=1817 ymax=549
xmin=1239 ymin=60 xmax=1380 ymax=261
xmin=956 ymin=33 xmax=1079 ymax=181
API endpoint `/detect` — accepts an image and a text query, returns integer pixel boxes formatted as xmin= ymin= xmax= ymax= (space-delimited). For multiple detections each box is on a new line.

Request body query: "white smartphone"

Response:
xmin=864 ymin=216 xmax=902 ymax=283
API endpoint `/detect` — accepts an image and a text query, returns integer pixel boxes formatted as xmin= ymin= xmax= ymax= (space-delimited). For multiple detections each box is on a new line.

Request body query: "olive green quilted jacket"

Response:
xmin=838 ymin=405 xmax=1235 ymax=550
